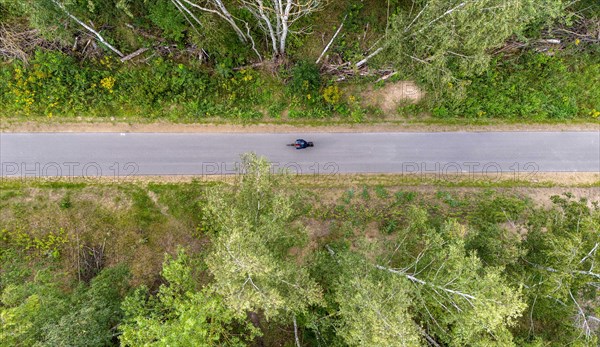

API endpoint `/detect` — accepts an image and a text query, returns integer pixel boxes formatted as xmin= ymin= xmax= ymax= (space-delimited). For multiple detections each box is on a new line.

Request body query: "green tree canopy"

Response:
xmin=1 ymin=265 xmax=129 ymax=347
xmin=119 ymin=249 xmax=255 ymax=346
xmin=204 ymin=153 xmax=322 ymax=321
xmin=384 ymin=0 xmax=564 ymax=95
xmin=516 ymin=194 xmax=600 ymax=344
xmin=332 ymin=252 xmax=422 ymax=346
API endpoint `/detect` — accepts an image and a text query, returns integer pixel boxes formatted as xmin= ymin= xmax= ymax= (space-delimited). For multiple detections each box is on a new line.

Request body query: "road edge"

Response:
xmin=1 ymin=120 xmax=599 ymax=133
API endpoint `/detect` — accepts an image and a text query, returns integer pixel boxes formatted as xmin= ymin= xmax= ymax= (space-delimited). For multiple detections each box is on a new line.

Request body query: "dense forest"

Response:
xmin=0 ymin=0 xmax=598 ymax=122
xmin=1 ymin=155 xmax=599 ymax=346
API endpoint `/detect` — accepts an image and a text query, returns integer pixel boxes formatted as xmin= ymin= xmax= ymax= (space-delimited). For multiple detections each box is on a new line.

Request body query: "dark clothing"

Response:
xmin=295 ymin=139 xmax=308 ymax=149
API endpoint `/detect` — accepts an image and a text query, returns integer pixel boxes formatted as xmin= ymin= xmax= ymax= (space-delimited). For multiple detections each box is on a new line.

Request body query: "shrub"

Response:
xmin=1 ymin=51 xmax=212 ymax=118
xmin=395 ymin=191 xmax=416 ymax=204
xmin=1 ymin=228 xmax=68 ymax=259
xmin=289 ymin=61 xmax=321 ymax=97
xmin=147 ymin=0 xmax=187 ymax=42
xmin=433 ymin=52 xmax=599 ymax=120
xmin=0 ymin=50 xmax=357 ymax=121
xmin=374 ymin=185 xmax=389 ymax=199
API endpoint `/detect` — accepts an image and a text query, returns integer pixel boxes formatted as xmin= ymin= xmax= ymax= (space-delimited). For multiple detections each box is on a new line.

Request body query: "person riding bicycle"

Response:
xmin=294 ymin=139 xmax=309 ymax=149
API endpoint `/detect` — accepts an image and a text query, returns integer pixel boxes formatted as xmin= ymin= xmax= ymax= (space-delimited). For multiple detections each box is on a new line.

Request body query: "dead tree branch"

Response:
xmin=356 ymin=47 xmax=383 ymax=68
xmin=50 ymin=0 xmax=124 ymax=57
xmin=293 ymin=315 xmax=301 ymax=347
xmin=120 ymin=48 xmax=149 ymax=62
xmin=316 ymin=14 xmax=347 ymax=64
xmin=375 ymin=265 xmax=476 ymax=303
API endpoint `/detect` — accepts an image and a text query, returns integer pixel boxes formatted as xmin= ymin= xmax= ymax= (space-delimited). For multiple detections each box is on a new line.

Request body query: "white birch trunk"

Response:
xmin=51 ymin=0 xmax=124 ymax=57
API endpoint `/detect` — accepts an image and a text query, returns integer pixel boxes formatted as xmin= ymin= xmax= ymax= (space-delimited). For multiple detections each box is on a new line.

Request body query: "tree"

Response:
xmin=13 ymin=0 xmax=130 ymax=57
xmin=170 ymin=0 xmax=324 ymax=59
xmin=332 ymin=252 xmax=422 ymax=347
xmin=239 ymin=0 xmax=322 ymax=57
xmin=384 ymin=0 xmax=564 ymax=95
xmin=119 ymin=249 xmax=255 ymax=346
xmin=318 ymin=206 xmax=526 ymax=347
xmin=204 ymin=153 xmax=322 ymax=321
xmin=465 ymin=193 xmax=526 ymax=268
xmin=50 ymin=0 xmax=125 ymax=56
xmin=374 ymin=208 xmax=526 ymax=346
xmin=516 ymin=194 xmax=600 ymax=344
xmin=0 ymin=265 xmax=129 ymax=347
xmin=41 ymin=265 xmax=130 ymax=347
xmin=0 ymin=269 xmax=68 ymax=346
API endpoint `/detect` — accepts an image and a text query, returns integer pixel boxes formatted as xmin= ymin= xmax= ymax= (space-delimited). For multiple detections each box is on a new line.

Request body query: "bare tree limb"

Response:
xmin=420 ymin=327 xmax=442 ymax=347
xmin=569 ymin=289 xmax=591 ymax=337
xmin=414 ymin=1 xmax=471 ymax=36
xmin=50 ymin=0 xmax=124 ymax=57
xmin=120 ymin=48 xmax=148 ymax=62
xmin=525 ymin=259 xmax=600 ymax=280
xmin=375 ymin=71 xmax=397 ymax=82
xmin=293 ymin=314 xmax=301 ymax=347
xmin=579 ymin=243 xmax=598 ymax=264
xmin=239 ymin=0 xmax=323 ymax=56
xmin=171 ymin=0 xmax=204 ymax=36
xmin=180 ymin=0 xmax=247 ymax=42
xmin=375 ymin=265 xmax=477 ymax=302
xmin=404 ymin=2 xmax=428 ymax=33
xmin=316 ymin=14 xmax=347 ymax=64
xmin=356 ymin=47 xmax=383 ymax=68
xmin=245 ymin=22 xmax=263 ymax=61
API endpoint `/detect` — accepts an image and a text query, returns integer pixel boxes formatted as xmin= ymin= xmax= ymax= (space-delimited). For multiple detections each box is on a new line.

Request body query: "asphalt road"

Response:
xmin=1 ymin=132 xmax=599 ymax=177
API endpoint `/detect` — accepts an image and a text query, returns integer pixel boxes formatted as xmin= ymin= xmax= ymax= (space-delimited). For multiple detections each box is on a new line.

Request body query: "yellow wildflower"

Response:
xmin=100 ymin=76 xmax=116 ymax=92
xmin=322 ymin=85 xmax=341 ymax=105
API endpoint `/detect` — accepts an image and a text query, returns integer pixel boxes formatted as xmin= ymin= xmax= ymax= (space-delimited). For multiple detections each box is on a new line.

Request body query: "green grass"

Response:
xmin=0 ymin=181 xmax=219 ymax=285
xmin=291 ymin=174 xmax=600 ymax=189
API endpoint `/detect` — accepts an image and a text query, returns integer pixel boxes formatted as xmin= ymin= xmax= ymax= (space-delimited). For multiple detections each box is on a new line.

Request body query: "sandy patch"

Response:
xmin=362 ymin=81 xmax=424 ymax=113
xmin=76 ymin=187 xmax=133 ymax=211
xmin=21 ymin=187 xmax=64 ymax=204
xmin=304 ymin=218 xmax=331 ymax=239
xmin=147 ymin=190 xmax=169 ymax=215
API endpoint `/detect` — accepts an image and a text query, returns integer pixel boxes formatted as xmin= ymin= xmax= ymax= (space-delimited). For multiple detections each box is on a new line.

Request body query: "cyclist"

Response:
xmin=294 ymin=139 xmax=308 ymax=149
xmin=294 ymin=139 xmax=309 ymax=149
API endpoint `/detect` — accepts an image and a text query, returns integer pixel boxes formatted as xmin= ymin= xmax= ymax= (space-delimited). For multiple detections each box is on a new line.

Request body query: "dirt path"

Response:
xmin=2 ymin=120 xmax=598 ymax=133
xmin=2 ymin=172 xmax=597 ymax=186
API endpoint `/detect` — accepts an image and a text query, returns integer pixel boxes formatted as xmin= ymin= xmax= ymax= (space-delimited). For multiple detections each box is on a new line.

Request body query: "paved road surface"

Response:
xmin=1 ymin=132 xmax=599 ymax=177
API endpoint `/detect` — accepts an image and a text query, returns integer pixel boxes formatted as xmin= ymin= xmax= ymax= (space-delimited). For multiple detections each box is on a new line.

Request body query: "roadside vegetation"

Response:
xmin=2 ymin=156 xmax=599 ymax=346
xmin=0 ymin=0 xmax=598 ymax=123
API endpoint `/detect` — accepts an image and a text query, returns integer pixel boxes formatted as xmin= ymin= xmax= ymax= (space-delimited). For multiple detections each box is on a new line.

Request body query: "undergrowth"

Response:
xmin=401 ymin=51 xmax=600 ymax=120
